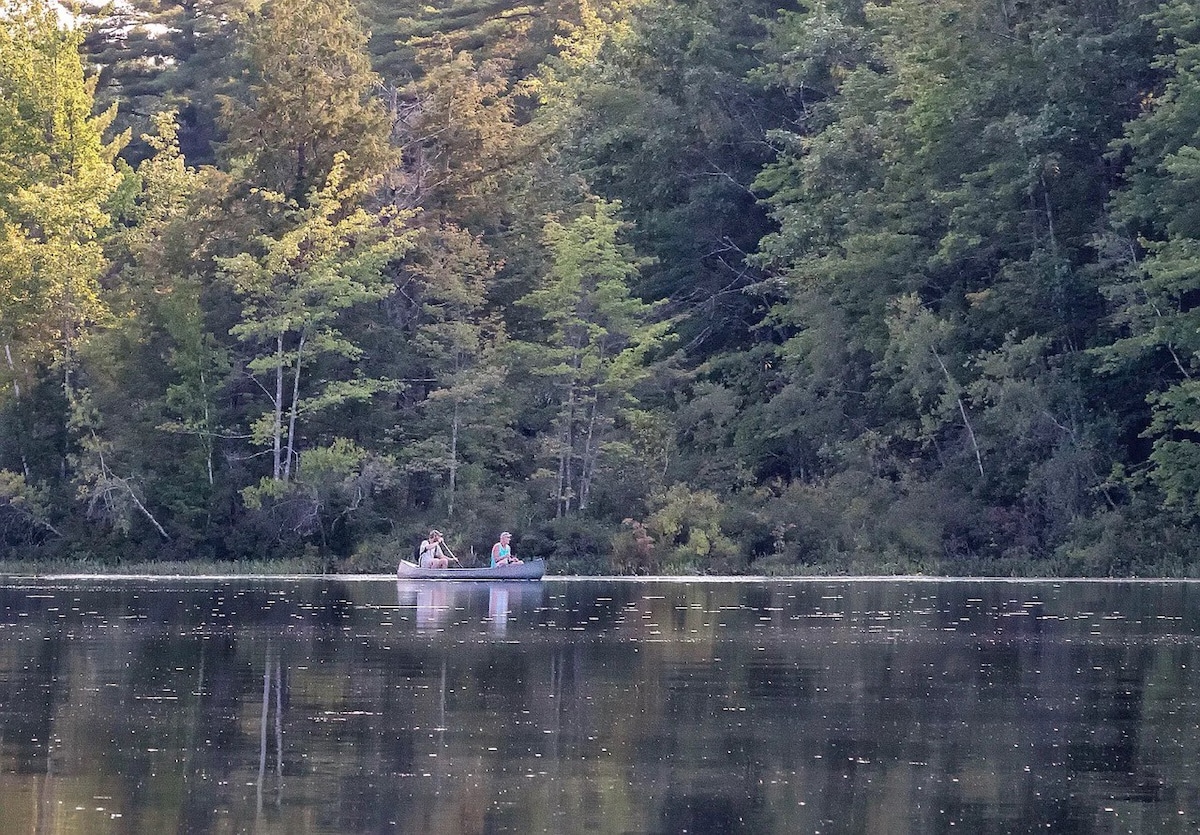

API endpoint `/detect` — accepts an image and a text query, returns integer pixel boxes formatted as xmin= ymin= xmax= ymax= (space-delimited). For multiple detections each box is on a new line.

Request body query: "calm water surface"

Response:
xmin=1 ymin=576 xmax=1199 ymax=834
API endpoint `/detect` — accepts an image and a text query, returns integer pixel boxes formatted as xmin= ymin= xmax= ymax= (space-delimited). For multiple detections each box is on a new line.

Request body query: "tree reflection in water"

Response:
xmin=1 ymin=578 xmax=1200 ymax=833
xmin=256 ymin=645 xmax=283 ymax=817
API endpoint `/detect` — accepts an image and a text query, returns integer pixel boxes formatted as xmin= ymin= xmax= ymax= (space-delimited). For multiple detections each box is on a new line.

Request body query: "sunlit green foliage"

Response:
xmin=0 ymin=0 xmax=126 ymax=393
xmin=4 ymin=0 xmax=1200 ymax=574
xmin=220 ymin=0 xmax=395 ymax=199
xmin=516 ymin=196 xmax=671 ymax=517
xmin=218 ymin=159 xmax=414 ymax=485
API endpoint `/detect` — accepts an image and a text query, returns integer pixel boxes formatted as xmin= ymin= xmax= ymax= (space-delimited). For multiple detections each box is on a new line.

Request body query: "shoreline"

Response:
xmin=2 ymin=570 xmax=1199 ymax=583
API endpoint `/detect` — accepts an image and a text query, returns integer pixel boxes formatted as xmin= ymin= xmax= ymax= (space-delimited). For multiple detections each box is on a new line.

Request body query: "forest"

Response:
xmin=2 ymin=0 xmax=1199 ymax=575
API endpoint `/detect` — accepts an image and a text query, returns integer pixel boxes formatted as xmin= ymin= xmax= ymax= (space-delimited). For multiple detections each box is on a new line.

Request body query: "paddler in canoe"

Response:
xmin=417 ymin=529 xmax=458 ymax=569
xmin=490 ymin=531 xmax=523 ymax=568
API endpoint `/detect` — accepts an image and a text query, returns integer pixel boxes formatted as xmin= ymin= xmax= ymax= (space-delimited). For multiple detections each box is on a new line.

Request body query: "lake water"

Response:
xmin=1 ymin=577 xmax=1199 ymax=834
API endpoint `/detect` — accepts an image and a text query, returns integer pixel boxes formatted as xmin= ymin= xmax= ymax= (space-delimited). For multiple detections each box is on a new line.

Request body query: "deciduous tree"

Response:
xmin=517 ymin=197 xmax=670 ymax=516
xmin=218 ymin=159 xmax=414 ymax=491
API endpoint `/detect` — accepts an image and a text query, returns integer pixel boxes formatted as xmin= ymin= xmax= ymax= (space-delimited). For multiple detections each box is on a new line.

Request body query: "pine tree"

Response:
xmin=79 ymin=0 xmax=250 ymax=164
xmin=0 ymin=0 xmax=126 ymax=470
xmin=220 ymin=0 xmax=395 ymax=201
xmin=1102 ymin=0 xmax=1200 ymax=519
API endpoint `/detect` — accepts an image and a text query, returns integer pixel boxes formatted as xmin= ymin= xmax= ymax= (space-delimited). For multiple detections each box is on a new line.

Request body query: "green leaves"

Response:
xmin=1100 ymin=1 xmax=1200 ymax=521
xmin=218 ymin=158 xmax=415 ymax=483
xmin=0 ymin=0 xmax=126 ymax=394
xmin=3 ymin=0 xmax=1198 ymax=569
xmin=516 ymin=196 xmax=671 ymax=515
xmin=220 ymin=0 xmax=394 ymax=199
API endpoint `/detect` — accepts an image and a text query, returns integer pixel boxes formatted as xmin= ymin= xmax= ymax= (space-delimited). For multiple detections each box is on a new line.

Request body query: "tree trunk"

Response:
xmin=932 ymin=349 xmax=984 ymax=478
xmin=4 ymin=343 xmax=30 ymax=480
xmin=578 ymin=392 xmax=600 ymax=511
xmin=272 ymin=333 xmax=285 ymax=481
xmin=295 ymin=142 xmax=307 ymax=202
xmin=283 ymin=331 xmax=306 ymax=483
xmin=448 ymin=400 xmax=459 ymax=517
xmin=555 ymin=418 xmax=568 ymax=519
xmin=199 ymin=369 xmax=214 ymax=486
xmin=4 ymin=343 xmax=21 ymax=401
xmin=560 ymin=347 xmax=583 ymax=516
xmin=95 ymin=441 xmax=171 ymax=540
xmin=559 ymin=383 xmax=577 ymax=517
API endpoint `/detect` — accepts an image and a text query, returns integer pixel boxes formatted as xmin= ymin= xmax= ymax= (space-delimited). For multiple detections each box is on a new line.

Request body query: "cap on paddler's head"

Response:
xmin=429 ymin=529 xmax=441 ymax=538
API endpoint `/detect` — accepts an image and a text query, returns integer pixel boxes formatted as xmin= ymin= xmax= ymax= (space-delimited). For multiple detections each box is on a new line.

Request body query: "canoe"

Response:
xmin=395 ymin=558 xmax=545 ymax=581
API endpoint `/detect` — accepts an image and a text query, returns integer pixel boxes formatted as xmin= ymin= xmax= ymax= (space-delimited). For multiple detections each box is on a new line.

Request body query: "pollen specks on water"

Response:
xmin=1 ymin=576 xmax=1200 ymax=832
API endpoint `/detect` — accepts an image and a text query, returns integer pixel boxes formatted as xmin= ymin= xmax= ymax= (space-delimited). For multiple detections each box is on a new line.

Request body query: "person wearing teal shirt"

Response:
xmin=490 ymin=531 xmax=522 ymax=567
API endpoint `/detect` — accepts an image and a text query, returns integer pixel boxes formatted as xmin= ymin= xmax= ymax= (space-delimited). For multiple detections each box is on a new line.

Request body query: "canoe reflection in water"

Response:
xmin=395 ymin=580 xmax=543 ymax=634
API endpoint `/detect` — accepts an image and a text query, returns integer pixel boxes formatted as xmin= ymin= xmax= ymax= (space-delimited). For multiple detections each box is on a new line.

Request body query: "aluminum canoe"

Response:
xmin=395 ymin=558 xmax=545 ymax=580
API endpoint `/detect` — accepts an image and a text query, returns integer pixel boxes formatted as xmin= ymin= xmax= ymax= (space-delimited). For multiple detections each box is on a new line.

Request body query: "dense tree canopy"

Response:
xmin=1 ymin=0 xmax=1198 ymax=574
